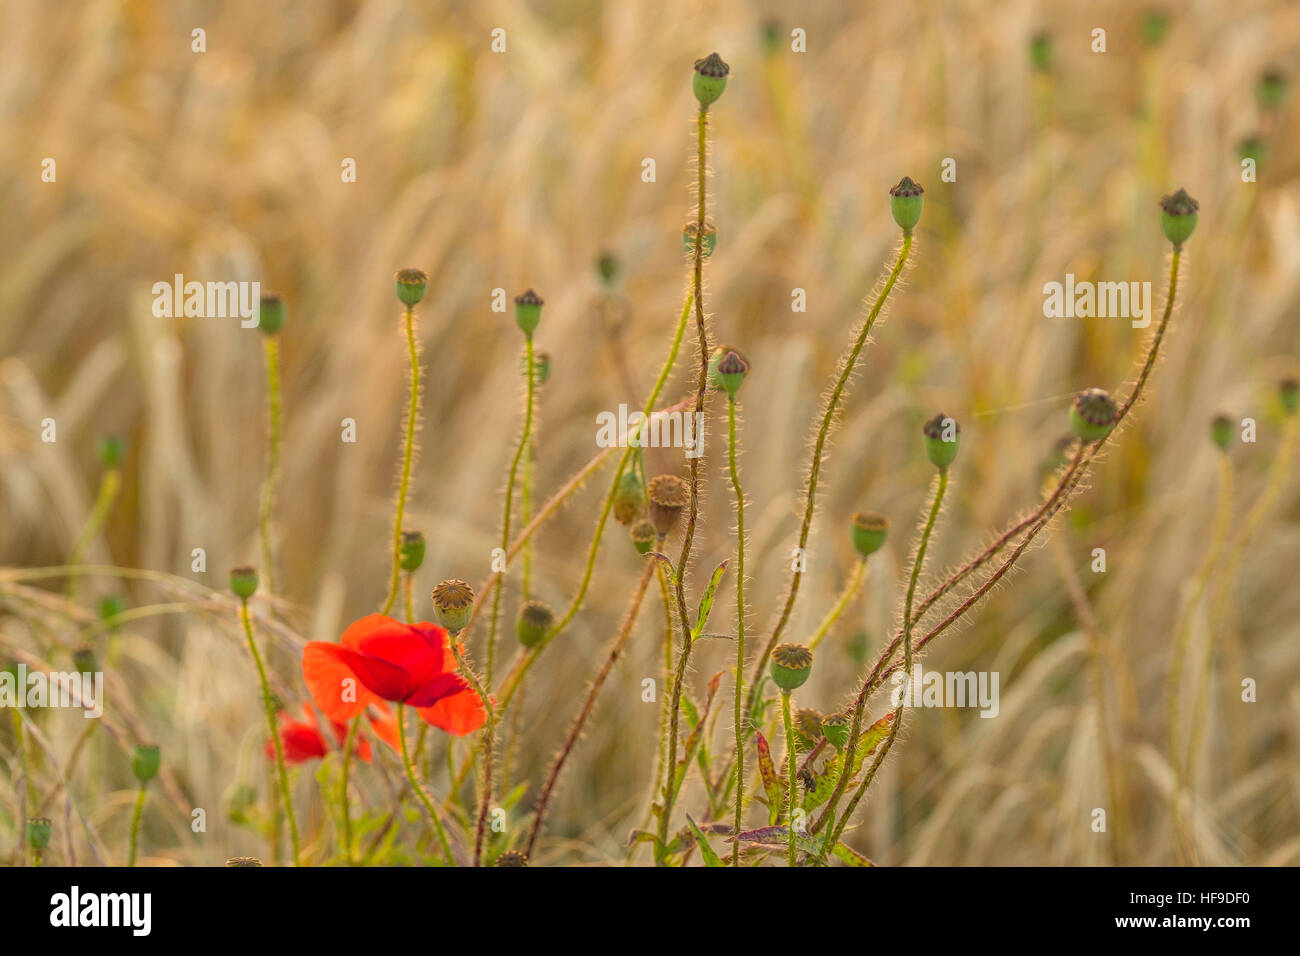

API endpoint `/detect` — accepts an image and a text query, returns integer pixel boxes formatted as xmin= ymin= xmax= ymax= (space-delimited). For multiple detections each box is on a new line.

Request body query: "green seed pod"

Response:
xmin=495 ymin=849 xmax=528 ymax=867
xmin=630 ymin=518 xmax=657 ymax=555
xmin=1029 ymin=32 xmax=1053 ymax=72
xmin=682 ymin=220 xmax=717 ymax=259
xmin=1237 ymin=136 xmax=1267 ymax=168
xmin=131 ymin=744 xmax=161 ymax=783
xmin=97 ymin=436 xmax=125 ymax=469
xmin=399 ymin=531 xmax=426 ymax=572
xmin=229 ymin=566 xmax=259 ymax=601
xmin=692 ymin=52 xmax=730 ymax=110
xmin=889 ymin=177 xmax=925 ymax=233
xmin=613 ymin=468 xmax=648 ymax=525
xmin=26 ymin=817 xmax=52 ymax=850
xmin=430 ymin=579 xmax=474 ymax=634
xmin=226 ymin=856 xmax=263 ymax=867
xmin=98 ymin=594 xmax=127 ymax=628
xmin=1159 ymin=188 xmax=1199 ymax=248
xmin=646 ymin=475 xmax=689 ymax=538
xmin=1141 ymin=10 xmax=1170 ymax=47
xmin=713 ymin=347 xmax=750 ymax=398
xmin=761 ymin=20 xmax=782 ymax=55
xmin=1209 ymin=414 xmax=1233 ymax=451
xmin=1255 ymin=69 xmax=1288 ymax=111
xmin=515 ymin=600 xmax=555 ymax=649
xmin=258 ymin=294 xmax=287 ymax=336
xmin=851 ymin=511 xmax=889 ymax=558
xmin=770 ymin=643 xmax=813 ymax=692
xmin=72 ymin=644 xmax=97 ymax=673
xmin=514 ymin=289 xmax=543 ymax=336
xmin=395 ymin=268 xmax=429 ymax=308
xmin=922 ymin=413 xmax=961 ymax=469
xmin=821 ymin=712 xmax=851 ymax=751
xmin=1280 ymin=378 xmax=1298 ymax=416
xmin=1069 ymin=388 xmax=1119 ymax=443
xmin=794 ymin=707 xmax=823 ymax=748
xmin=596 ymin=251 xmax=619 ymax=287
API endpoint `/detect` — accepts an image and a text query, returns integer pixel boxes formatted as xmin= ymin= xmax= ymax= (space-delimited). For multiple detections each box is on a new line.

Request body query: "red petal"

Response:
xmin=417 ymin=686 xmax=487 ymax=737
xmin=303 ymin=641 xmax=385 ymax=721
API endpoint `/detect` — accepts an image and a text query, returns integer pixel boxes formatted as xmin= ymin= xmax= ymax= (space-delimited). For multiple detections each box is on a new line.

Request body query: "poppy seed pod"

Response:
xmin=794 ymin=707 xmax=824 ymax=747
xmin=1159 ymin=188 xmax=1199 ymax=248
xmin=713 ymin=347 xmax=750 ymax=398
xmin=98 ymin=594 xmax=126 ymax=626
xmin=399 ymin=531 xmax=426 ymax=572
xmin=26 ymin=817 xmax=52 ymax=851
xmin=821 ymin=711 xmax=851 ymax=751
xmin=1280 ymin=378 xmax=1298 ymax=416
xmin=230 ymin=566 xmax=259 ymax=601
xmin=770 ymin=643 xmax=813 ymax=692
xmin=851 ymin=511 xmax=889 ymax=558
xmin=1210 ymin=414 xmax=1233 ymax=451
xmin=1256 ymin=69 xmax=1288 ymax=111
xmin=596 ymin=251 xmax=619 ymax=286
xmin=73 ymin=644 xmax=97 ymax=673
xmin=131 ymin=744 xmax=161 ymax=783
xmin=430 ymin=579 xmax=475 ymax=634
xmin=613 ymin=469 xmax=648 ymax=525
xmin=682 ymin=220 xmax=717 ymax=259
xmin=226 ymin=856 xmax=264 ymax=867
xmin=1238 ymin=136 xmax=1267 ymax=168
xmin=692 ymin=52 xmax=730 ymax=109
xmin=630 ymin=518 xmax=657 ymax=554
xmin=97 ymin=436 xmax=125 ymax=469
xmin=646 ymin=475 xmax=689 ymax=538
xmin=922 ymin=413 xmax=961 ymax=469
xmin=1029 ymin=31 xmax=1053 ymax=72
xmin=395 ymin=268 xmax=428 ymax=308
xmin=258 ymin=294 xmax=287 ymax=336
xmin=1070 ymin=388 xmax=1119 ymax=442
xmin=515 ymin=600 xmax=555 ymax=649
xmin=889 ymin=177 xmax=925 ymax=233
xmin=495 ymin=850 xmax=529 ymax=867
xmin=514 ymin=289 xmax=543 ymax=336
xmin=1141 ymin=10 xmax=1170 ymax=47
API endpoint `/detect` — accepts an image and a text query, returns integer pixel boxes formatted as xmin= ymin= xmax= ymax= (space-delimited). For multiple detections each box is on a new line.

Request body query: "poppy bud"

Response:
xmin=1280 ymin=378 xmax=1298 ymax=416
xmin=131 ymin=744 xmax=160 ymax=783
xmin=495 ymin=849 xmax=528 ymax=867
xmin=399 ymin=531 xmax=426 ymax=572
xmin=1256 ymin=69 xmax=1288 ymax=111
xmin=613 ymin=469 xmax=648 ymax=525
xmin=692 ymin=52 xmax=730 ymax=110
xmin=682 ymin=220 xmax=717 ymax=259
xmin=395 ymin=268 xmax=428 ymax=308
xmin=1029 ymin=32 xmax=1053 ymax=72
xmin=1069 ymin=388 xmax=1119 ymax=442
xmin=226 ymin=856 xmax=263 ymax=867
xmin=851 ymin=511 xmax=888 ymax=558
xmin=630 ymin=518 xmax=657 ymax=554
xmin=97 ymin=436 xmax=125 ymax=469
xmin=73 ymin=644 xmax=97 ymax=673
xmin=514 ymin=289 xmax=543 ymax=336
xmin=712 ymin=346 xmax=750 ymax=398
xmin=98 ymin=595 xmax=126 ymax=628
xmin=889 ymin=177 xmax=925 ymax=233
xmin=922 ymin=413 xmax=961 ymax=469
xmin=794 ymin=707 xmax=823 ymax=748
xmin=258 ymin=294 xmax=287 ymax=336
xmin=1210 ymin=414 xmax=1233 ymax=451
xmin=770 ymin=643 xmax=813 ymax=692
xmin=821 ymin=711 xmax=851 ymax=751
xmin=515 ymin=600 xmax=555 ymax=648
xmin=26 ymin=817 xmax=52 ymax=851
xmin=230 ymin=566 xmax=259 ymax=601
xmin=596 ymin=251 xmax=619 ymax=286
xmin=1159 ymin=188 xmax=1199 ymax=249
xmin=431 ymin=579 xmax=475 ymax=634
xmin=646 ymin=475 xmax=689 ymax=538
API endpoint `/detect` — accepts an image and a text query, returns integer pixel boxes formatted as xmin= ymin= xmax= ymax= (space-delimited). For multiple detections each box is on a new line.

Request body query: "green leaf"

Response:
xmin=500 ymin=781 xmax=529 ymax=813
xmin=671 ymin=673 xmax=721 ymax=801
xmin=690 ymin=560 xmax=729 ymax=641
xmin=848 ymin=711 xmax=895 ymax=779
xmin=832 ymin=842 xmax=876 ymax=867
xmin=754 ymin=731 xmax=783 ymax=825
xmin=685 ymin=814 xmax=725 ymax=867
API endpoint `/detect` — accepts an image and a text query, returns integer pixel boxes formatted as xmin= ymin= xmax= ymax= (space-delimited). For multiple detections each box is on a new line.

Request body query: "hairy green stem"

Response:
xmin=808 ymin=557 xmax=867 ymax=652
xmin=383 ymin=306 xmax=421 ymax=616
xmin=127 ymin=783 xmax=147 ymax=867
xmin=448 ymin=640 xmax=496 ymax=867
xmin=727 ymin=397 xmax=747 ymax=865
xmin=396 ymin=703 xmax=454 ymax=864
xmin=781 ymin=692 xmax=797 ymax=867
xmin=67 ymin=469 xmax=121 ymax=599
xmin=258 ymin=336 xmax=282 ymax=594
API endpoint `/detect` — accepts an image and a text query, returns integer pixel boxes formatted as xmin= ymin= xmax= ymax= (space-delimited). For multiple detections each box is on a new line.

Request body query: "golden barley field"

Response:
xmin=1 ymin=0 xmax=1298 ymax=869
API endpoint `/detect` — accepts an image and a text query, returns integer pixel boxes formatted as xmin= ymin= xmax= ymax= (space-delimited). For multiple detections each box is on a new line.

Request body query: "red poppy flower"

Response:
xmin=302 ymin=614 xmax=485 ymax=737
xmin=266 ymin=703 xmax=374 ymax=764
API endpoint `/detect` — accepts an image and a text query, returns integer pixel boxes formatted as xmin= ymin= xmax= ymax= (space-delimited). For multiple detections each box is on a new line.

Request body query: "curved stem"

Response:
xmin=383 ymin=307 xmax=421 ymax=616
xmin=448 ymin=641 xmax=496 ymax=867
xmin=396 ymin=703 xmax=454 ymax=864
xmin=727 ymin=397 xmax=747 ymax=866
xmin=241 ymin=599 xmax=300 ymax=865
xmin=67 ymin=469 xmax=121 ymax=599
xmin=259 ymin=336 xmax=282 ymax=594
xmin=127 ymin=783 xmax=147 ymax=867
xmin=808 ymin=557 xmax=867 ymax=652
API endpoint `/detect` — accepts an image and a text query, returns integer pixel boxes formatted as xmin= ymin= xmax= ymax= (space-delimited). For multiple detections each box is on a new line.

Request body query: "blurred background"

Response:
xmin=1 ymin=0 xmax=1298 ymax=866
